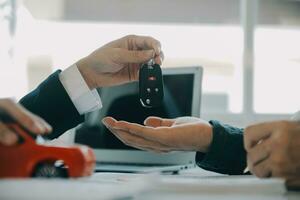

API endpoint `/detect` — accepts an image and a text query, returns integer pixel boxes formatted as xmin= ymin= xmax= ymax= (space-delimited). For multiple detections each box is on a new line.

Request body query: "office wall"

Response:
xmin=24 ymin=0 xmax=300 ymax=26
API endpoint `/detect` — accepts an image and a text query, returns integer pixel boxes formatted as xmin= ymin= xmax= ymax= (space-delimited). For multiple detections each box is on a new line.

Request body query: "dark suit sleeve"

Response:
xmin=195 ymin=120 xmax=247 ymax=175
xmin=19 ymin=70 xmax=84 ymax=139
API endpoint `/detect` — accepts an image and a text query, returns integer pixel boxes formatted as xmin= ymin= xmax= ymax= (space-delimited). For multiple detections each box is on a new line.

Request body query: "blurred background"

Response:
xmin=0 ymin=0 xmax=299 ymax=127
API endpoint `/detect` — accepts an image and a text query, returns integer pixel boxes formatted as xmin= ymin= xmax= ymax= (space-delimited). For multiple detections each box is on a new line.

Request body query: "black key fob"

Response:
xmin=139 ymin=59 xmax=164 ymax=108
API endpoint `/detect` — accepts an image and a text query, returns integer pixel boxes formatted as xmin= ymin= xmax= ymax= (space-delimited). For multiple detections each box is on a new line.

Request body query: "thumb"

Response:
xmin=102 ymin=117 xmax=117 ymax=127
xmin=118 ymin=49 xmax=155 ymax=63
xmin=144 ymin=117 xmax=174 ymax=127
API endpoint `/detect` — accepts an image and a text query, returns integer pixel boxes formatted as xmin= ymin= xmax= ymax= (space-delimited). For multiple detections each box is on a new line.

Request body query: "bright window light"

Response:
xmin=14 ymin=20 xmax=243 ymax=113
xmin=254 ymin=27 xmax=300 ymax=113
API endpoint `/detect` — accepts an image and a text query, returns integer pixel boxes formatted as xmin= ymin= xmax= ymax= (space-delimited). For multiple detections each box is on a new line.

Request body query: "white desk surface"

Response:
xmin=0 ymin=167 xmax=299 ymax=200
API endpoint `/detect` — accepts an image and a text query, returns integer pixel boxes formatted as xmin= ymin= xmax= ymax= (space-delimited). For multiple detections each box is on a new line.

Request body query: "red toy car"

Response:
xmin=0 ymin=123 xmax=96 ymax=178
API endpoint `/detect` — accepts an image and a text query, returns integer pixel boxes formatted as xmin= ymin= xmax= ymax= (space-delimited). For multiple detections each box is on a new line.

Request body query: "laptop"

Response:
xmin=76 ymin=66 xmax=203 ymax=173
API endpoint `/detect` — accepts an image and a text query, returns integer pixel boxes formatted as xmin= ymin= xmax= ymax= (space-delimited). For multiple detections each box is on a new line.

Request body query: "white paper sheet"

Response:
xmin=0 ymin=174 xmax=286 ymax=200
xmin=0 ymin=176 xmax=148 ymax=200
xmin=154 ymin=175 xmax=286 ymax=195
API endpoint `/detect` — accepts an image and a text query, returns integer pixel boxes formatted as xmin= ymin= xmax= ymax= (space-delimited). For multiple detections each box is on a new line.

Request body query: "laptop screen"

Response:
xmin=76 ymin=73 xmax=195 ymax=150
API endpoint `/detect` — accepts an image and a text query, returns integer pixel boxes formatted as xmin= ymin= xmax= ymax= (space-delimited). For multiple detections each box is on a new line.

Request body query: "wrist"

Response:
xmin=196 ymin=123 xmax=213 ymax=153
xmin=76 ymin=57 xmax=96 ymax=90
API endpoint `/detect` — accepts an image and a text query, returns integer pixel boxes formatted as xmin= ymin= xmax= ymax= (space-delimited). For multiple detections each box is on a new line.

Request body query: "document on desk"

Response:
xmin=0 ymin=177 xmax=148 ymax=200
xmin=0 ymin=174 xmax=286 ymax=199
xmin=154 ymin=175 xmax=286 ymax=195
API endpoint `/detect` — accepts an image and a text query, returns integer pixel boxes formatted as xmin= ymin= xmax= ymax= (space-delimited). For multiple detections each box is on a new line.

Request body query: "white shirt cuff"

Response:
xmin=46 ymin=129 xmax=76 ymax=145
xmin=59 ymin=64 xmax=102 ymax=115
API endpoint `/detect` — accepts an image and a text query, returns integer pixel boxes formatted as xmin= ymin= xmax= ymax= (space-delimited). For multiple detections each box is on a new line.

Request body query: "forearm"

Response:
xmin=195 ymin=120 xmax=246 ymax=175
xmin=19 ymin=71 xmax=84 ymax=139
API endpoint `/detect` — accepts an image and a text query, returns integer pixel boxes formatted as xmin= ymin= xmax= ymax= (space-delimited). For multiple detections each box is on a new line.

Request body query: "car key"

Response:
xmin=139 ymin=59 xmax=164 ymax=108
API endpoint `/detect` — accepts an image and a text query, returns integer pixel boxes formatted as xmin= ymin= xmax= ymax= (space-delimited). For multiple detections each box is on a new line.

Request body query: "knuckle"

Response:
xmin=126 ymin=34 xmax=137 ymax=39
xmin=23 ymin=117 xmax=35 ymax=128
xmin=146 ymin=36 xmax=155 ymax=42
xmin=147 ymin=33 xmax=158 ymax=41
xmin=147 ymin=36 xmax=161 ymax=48
xmin=125 ymin=34 xmax=137 ymax=42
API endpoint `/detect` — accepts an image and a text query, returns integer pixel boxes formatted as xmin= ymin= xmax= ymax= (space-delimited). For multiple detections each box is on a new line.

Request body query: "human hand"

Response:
xmin=102 ymin=116 xmax=213 ymax=153
xmin=244 ymin=120 xmax=300 ymax=189
xmin=0 ymin=99 xmax=52 ymax=145
xmin=76 ymin=35 xmax=164 ymax=89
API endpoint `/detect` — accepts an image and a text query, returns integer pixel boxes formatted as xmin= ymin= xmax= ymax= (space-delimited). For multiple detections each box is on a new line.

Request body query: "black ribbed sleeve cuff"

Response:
xmin=195 ymin=120 xmax=246 ymax=175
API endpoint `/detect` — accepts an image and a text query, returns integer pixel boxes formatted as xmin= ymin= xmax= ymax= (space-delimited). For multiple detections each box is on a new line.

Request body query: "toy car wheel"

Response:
xmin=33 ymin=163 xmax=68 ymax=178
